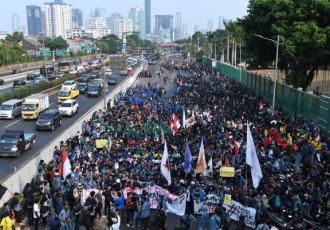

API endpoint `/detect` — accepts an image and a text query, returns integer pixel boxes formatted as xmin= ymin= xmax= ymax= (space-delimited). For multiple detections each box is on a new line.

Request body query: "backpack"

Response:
xmin=136 ymin=201 xmax=142 ymax=214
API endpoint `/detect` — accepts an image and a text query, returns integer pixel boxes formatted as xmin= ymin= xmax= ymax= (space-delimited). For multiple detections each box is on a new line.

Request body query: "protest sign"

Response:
xmin=223 ymin=200 xmax=256 ymax=228
xmin=165 ymin=194 xmax=186 ymax=216
xmin=224 ymin=194 xmax=231 ymax=205
xmin=193 ymin=194 xmax=221 ymax=214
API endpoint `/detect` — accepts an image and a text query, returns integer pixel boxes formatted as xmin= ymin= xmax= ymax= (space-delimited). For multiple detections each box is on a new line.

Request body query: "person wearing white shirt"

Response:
xmin=33 ymin=199 xmax=40 ymax=230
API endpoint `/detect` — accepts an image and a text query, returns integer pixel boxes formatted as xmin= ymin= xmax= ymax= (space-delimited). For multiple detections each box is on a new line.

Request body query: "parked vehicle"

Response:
xmin=87 ymin=84 xmax=102 ymax=97
xmin=21 ymin=94 xmax=50 ymax=120
xmin=76 ymin=83 xmax=88 ymax=94
xmin=58 ymin=99 xmax=79 ymax=116
xmin=57 ymin=89 xmax=79 ymax=103
xmin=13 ymin=79 xmax=26 ymax=86
xmin=0 ymin=99 xmax=23 ymax=119
xmin=0 ymin=130 xmax=36 ymax=157
xmin=35 ymin=109 xmax=62 ymax=131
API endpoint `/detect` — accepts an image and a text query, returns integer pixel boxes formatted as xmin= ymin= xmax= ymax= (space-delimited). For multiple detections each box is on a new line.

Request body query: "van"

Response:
xmin=35 ymin=109 xmax=62 ymax=131
xmin=0 ymin=99 xmax=23 ymax=119
xmin=87 ymin=84 xmax=102 ymax=97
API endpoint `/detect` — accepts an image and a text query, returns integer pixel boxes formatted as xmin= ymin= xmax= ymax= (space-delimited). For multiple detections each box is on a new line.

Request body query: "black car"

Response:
xmin=35 ymin=109 xmax=62 ymax=131
xmin=0 ymin=79 xmax=4 ymax=85
xmin=87 ymin=84 xmax=102 ymax=97
xmin=90 ymin=70 xmax=100 ymax=79
xmin=47 ymin=74 xmax=57 ymax=81
xmin=26 ymin=73 xmax=37 ymax=81
xmin=13 ymin=79 xmax=26 ymax=86
xmin=78 ymin=74 xmax=91 ymax=83
xmin=77 ymin=83 xmax=88 ymax=94
xmin=107 ymin=76 xmax=117 ymax=85
xmin=12 ymin=69 xmax=21 ymax=74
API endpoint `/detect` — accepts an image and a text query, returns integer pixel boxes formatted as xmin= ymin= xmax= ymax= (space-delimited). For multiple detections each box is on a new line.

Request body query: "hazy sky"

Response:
xmin=1 ymin=0 xmax=249 ymax=34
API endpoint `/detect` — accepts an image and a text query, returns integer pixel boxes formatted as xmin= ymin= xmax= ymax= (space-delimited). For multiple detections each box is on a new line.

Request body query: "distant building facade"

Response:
xmin=145 ymin=0 xmax=151 ymax=34
xmin=128 ymin=7 xmax=146 ymax=39
xmin=72 ymin=8 xmax=83 ymax=27
xmin=95 ymin=7 xmax=107 ymax=18
xmin=154 ymin=15 xmax=173 ymax=35
xmin=85 ymin=17 xmax=108 ymax=29
xmin=26 ymin=5 xmax=42 ymax=35
xmin=115 ymin=19 xmax=132 ymax=39
xmin=107 ymin=12 xmax=123 ymax=36
xmin=12 ymin=14 xmax=21 ymax=33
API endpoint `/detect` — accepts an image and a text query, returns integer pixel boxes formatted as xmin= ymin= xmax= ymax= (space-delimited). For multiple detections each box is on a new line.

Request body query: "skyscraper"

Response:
xmin=108 ymin=12 xmax=123 ymax=35
xmin=95 ymin=7 xmax=107 ymax=18
xmin=207 ymin=20 xmax=213 ymax=31
xmin=218 ymin=16 xmax=224 ymax=30
xmin=174 ymin=12 xmax=182 ymax=41
xmin=12 ymin=14 xmax=21 ymax=33
xmin=145 ymin=0 xmax=151 ymax=34
xmin=128 ymin=7 xmax=146 ymax=39
xmin=41 ymin=11 xmax=46 ymax=34
xmin=72 ymin=8 xmax=83 ymax=27
xmin=26 ymin=5 xmax=42 ymax=35
xmin=154 ymin=15 xmax=173 ymax=35
xmin=44 ymin=0 xmax=72 ymax=39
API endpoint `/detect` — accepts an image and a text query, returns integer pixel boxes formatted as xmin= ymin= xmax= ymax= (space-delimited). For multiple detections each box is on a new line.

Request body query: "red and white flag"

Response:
xmin=169 ymin=114 xmax=181 ymax=135
xmin=315 ymin=130 xmax=320 ymax=141
xmin=194 ymin=138 xmax=206 ymax=174
xmin=233 ymin=140 xmax=240 ymax=156
xmin=259 ymin=102 xmax=263 ymax=110
xmin=160 ymin=143 xmax=171 ymax=185
xmin=184 ymin=115 xmax=196 ymax=128
xmin=215 ymin=157 xmax=222 ymax=168
xmin=59 ymin=150 xmax=71 ymax=179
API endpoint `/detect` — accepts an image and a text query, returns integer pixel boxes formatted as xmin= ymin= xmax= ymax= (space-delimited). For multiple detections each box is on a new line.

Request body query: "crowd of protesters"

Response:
xmin=1 ymin=59 xmax=330 ymax=230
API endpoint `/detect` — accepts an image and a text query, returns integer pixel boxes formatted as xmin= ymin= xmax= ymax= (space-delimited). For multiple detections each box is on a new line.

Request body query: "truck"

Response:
xmin=21 ymin=93 xmax=50 ymax=120
xmin=57 ymin=89 xmax=79 ymax=103
xmin=0 ymin=130 xmax=36 ymax=157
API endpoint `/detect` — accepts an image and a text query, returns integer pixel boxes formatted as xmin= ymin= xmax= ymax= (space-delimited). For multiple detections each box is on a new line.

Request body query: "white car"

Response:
xmin=105 ymin=68 xmax=112 ymax=76
xmin=69 ymin=69 xmax=78 ymax=75
xmin=58 ymin=99 xmax=79 ymax=116
xmin=61 ymin=80 xmax=76 ymax=90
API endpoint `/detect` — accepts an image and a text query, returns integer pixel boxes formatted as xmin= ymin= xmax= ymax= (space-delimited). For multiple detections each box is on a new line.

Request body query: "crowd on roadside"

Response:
xmin=1 ymin=59 xmax=330 ymax=230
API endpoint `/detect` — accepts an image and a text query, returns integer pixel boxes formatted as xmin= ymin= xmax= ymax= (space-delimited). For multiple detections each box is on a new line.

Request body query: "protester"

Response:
xmin=0 ymin=211 xmax=13 ymax=230
xmin=141 ymin=196 xmax=151 ymax=229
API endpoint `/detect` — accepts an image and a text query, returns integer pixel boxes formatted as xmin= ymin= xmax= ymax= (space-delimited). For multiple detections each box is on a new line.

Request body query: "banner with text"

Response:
xmin=223 ymin=200 xmax=256 ymax=228
xmin=193 ymin=194 xmax=221 ymax=214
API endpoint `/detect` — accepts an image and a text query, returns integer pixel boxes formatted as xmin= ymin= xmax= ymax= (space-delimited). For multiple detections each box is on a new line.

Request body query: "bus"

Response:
xmin=59 ymin=61 xmax=74 ymax=73
xmin=40 ymin=64 xmax=57 ymax=76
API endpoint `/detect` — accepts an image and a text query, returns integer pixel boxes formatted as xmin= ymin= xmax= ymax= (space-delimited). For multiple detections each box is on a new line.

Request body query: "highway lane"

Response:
xmin=0 ymin=71 xmax=129 ymax=182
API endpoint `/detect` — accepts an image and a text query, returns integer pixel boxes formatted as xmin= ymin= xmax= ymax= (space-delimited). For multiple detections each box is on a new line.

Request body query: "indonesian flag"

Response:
xmin=315 ymin=130 xmax=320 ymax=141
xmin=194 ymin=138 xmax=206 ymax=174
xmin=169 ymin=114 xmax=181 ymax=135
xmin=259 ymin=102 xmax=263 ymax=110
xmin=184 ymin=115 xmax=196 ymax=128
xmin=59 ymin=150 xmax=71 ymax=179
xmin=179 ymin=79 xmax=183 ymax=86
xmin=160 ymin=142 xmax=171 ymax=185
xmin=233 ymin=140 xmax=240 ymax=156
xmin=224 ymin=155 xmax=230 ymax=167
xmin=215 ymin=156 xmax=222 ymax=168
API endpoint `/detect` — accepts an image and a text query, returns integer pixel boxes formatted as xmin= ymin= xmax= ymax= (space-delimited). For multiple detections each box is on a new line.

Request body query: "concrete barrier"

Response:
xmin=0 ymin=65 xmax=142 ymax=206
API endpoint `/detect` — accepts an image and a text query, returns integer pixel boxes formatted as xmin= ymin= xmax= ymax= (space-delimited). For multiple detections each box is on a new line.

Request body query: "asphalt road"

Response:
xmin=0 ymin=69 xmax=127 ymax=182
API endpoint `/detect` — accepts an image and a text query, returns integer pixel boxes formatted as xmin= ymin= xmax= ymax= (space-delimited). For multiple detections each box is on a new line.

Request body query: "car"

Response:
xmin=26 ymin=73 xmax=37 ymax=81
xmin=107 ymin=76 xmax=117 ymax=85
xmin=76 ymin=83 xmax=88 ymax=94
xmin=12 ymin=85 xmax=23 ymax=91
xmin=34 ymin=76 xmax=47 ymax=84
xmin=120 ymin=69 xmax=128 ymax=76
xmin=91 ymin=78 xmax=105 ymax=87
xmin=13 ymin=79 xmax=26 ymax=86
xmin=47 ymin=74 xmax=57 ymax=81
xmin=12 ymin=69 xmax=21 ymax=74
xmin=56 ymin=72 xmax=66 ymax=78
xmin=58 ymin=99 xmax=79 ymax=116
xmin=35 ymin=109 xmax=62 ymax=131
xmin=127 ymin=65 xmax=133 ymax=71
xmin=0 ymin=79 xmax=4 ymax=85
xmin=105 ymin=68 xmax=112 ymax=76
xmin=61 ymin=80 xmax=76 ymax=90
xmin=87 ymin=84 xmax=102 ymax=97
xmin=69 ymin=69 xmax=78 ymax=75
xmin=78 ymin=74 xmax=91 ymax=83
xmin=90 ymin=70 xmax=100 ymax=79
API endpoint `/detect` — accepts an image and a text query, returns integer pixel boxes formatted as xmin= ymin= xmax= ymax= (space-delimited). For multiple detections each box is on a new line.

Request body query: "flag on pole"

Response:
xmin=60 ymin=150 xmax=71 ymax=179
xmin=160 ymin=142 xmax=171 ymax=185
xmin=259 ymin=102 xmax=263 ymax=110
xmin=224 ymin=155 xmax=230 ymax=167
xmin=184 ymin=115 xmax=196 ymax=128
xmin=183 ymin=108 xmax=186 ymax=129
xmin=314 ymin=130 xmax=320 ymax=141
xmin=169 ymin=114 xmax=181 ymax=135
xmin=233 ymin=140 xmax=240 ymax=156
xmin=161 ymin=128 xmax=165 ymax=144
xmin=215 ymin=156 xmax=222 ymax=168
xmin=194 ymin=138 xmax=206 ymax=174
xmin=184 ymin=140 xmax=193 ymax=174
xmin=246 ymin=124 xmax=263 ymax=188
xmin=204 ymin=157 xmax=213 ymax=176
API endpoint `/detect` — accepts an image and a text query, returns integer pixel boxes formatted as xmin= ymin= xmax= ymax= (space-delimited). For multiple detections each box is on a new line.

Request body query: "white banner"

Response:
xmin=165 ymin=194 xmax=187 ymax=216
xmin=223 ymin=200 xmax=256 ymax=228
xmin=193 ymin=194 xmax=221 ymax=214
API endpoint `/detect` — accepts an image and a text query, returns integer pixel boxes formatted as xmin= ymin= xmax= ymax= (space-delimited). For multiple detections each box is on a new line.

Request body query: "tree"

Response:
xmin=5 ymin=32 xmax=24 ymax=43
xmin=43 ymin=37 xmax=68 ymax=51
xmin=101 ymin=34 xmax=121 ymax=54
xmin=240 ymin=0 xmax=330 ymax=90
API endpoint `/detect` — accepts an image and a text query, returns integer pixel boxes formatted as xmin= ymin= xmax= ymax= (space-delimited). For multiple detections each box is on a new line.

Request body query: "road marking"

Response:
xmin=4 ymin=119 xmax=22 ymax=128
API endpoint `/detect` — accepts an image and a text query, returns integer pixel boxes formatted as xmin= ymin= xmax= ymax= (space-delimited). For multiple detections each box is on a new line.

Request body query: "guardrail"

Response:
xmin=0 ymin=66 xmax=142 ymax=206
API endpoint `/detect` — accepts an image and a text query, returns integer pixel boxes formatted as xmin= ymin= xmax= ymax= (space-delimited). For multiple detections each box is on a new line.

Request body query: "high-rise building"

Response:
xmin=107 ymin=12 xmax=123 ymax=35
xmin=218 ymin=16 xmax=224 ymax=30
xmin=26 ymin=5 xmax=42 ymax=35
xmin=85 ymin=18 xmax=108 ymax=29
xmin=41 ymin=11 xmax=46 ymax=34
xmin=145 ymin=0 xmax=151 ymax=34
xmin=44 ymin=0 xmax=72 ymax=39
xmin=114 ymin=19 xmax=132 ymax=39
xmin=128 ymin=7 xmax=146 ymax=39
xmin=174 ymin=12 xmax=182 ymax=41
xmin=194 ymin=25 xmax=201 ymax=33
xmin=207 ymin=20 xmax=213 ymax=31
xmin=72 ymin=8 xmax=83 ymax=27
xmin=182 ymin=23 xmax=189 ymax=39
xmin=154 ymin=15 xmax=173 ymax=35
xmin=12 ymin=14 xmax=21 ymax=33
xmin=95 ymin=7 xmax=107 ymax=18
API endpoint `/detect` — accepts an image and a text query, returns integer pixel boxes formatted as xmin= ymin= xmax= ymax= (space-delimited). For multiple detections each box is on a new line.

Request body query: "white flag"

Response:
xmin=161 ymin=128 xmax=165 ymax=144
xmin=204 ymin=157 xmax=213 ymax=176
xmin=161 ymin=142 xmax=171 ymax=185
xmin=246 ymin=125 xmax=263 ymax=188
xmin=183 ymin=107 xmax=186 ymax=129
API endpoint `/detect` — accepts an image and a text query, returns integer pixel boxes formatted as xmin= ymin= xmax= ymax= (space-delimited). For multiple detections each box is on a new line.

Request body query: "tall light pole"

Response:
xmin=254 ymin=34 xmax=285 ymax=110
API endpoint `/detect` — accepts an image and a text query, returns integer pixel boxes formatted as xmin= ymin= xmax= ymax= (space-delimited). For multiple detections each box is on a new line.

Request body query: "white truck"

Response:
xmin=21 ymin=93 xmax=50 ymax=120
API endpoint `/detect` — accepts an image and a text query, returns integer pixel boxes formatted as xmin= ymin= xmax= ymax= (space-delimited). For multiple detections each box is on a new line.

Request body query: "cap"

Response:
xmin=116 ymin=178 xmax=121 ymax=183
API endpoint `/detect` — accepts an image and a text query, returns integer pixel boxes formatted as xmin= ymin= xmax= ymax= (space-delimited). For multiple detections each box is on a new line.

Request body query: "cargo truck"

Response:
xmin=22 ymin=93 xmax=50 ymax=119
xmin=0 ymin=130 xmax=36 ymax=157
xmin=57 ymin=89 xmax=79 ymax=103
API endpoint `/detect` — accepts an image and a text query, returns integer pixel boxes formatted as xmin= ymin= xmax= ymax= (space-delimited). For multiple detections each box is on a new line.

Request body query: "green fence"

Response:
xmin=203 ymin=56 xmax=330 ymax=132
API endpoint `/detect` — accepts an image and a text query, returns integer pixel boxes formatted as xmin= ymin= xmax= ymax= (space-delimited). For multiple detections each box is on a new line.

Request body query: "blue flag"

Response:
xmin=184 ymin=141 xmax=193 ymax=174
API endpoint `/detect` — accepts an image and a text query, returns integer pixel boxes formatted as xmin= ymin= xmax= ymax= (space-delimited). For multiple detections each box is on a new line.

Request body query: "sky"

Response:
xmin=1 ymin=0 xmax=249 ymax=34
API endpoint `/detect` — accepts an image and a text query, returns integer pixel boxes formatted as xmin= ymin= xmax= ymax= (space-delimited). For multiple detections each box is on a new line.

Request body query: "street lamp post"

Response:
xmin=253 ymin=34 xmax=285 ymax=110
